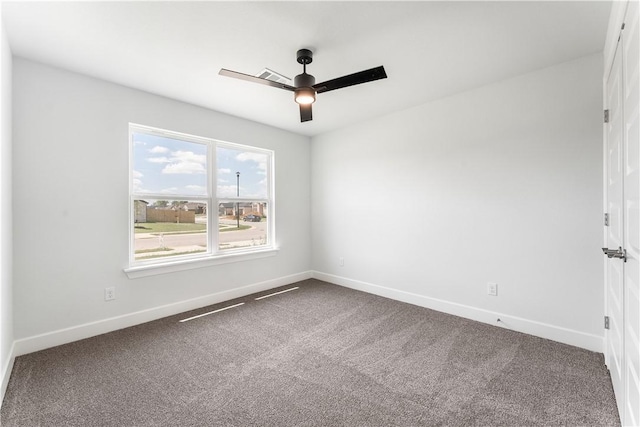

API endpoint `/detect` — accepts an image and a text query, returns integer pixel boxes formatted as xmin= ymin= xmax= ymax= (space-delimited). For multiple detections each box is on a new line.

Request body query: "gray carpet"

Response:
xmin=1 ymin=279 xmax=620 ymax=426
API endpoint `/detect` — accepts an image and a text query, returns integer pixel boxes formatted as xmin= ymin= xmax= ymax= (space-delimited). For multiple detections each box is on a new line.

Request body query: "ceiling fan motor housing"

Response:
xmin=294 ymin=72 xmax=315 ymax=88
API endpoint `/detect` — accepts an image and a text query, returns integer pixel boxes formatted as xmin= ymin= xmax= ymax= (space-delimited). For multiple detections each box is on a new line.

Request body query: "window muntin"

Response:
xmin=129 ymin=124 xmax=273 ymax=267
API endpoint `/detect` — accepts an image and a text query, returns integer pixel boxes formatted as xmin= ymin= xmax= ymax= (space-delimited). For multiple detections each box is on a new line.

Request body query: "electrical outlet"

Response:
xmin=487 ymin=283 xmax=498 ymax=296
xmin=339 ymin=257 xmax=344 ymax=266
xmin=105 ymin=287 xmax=116 ymax=301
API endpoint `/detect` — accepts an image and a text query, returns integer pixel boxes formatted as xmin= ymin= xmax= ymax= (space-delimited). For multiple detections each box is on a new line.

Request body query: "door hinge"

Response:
xmin=604 ymin=213 xmax=609 ymax=226
xmin=605 ymin=316 xmax=610 ymax=330
xmin=604 ymin=109 xmax=610 ymax=123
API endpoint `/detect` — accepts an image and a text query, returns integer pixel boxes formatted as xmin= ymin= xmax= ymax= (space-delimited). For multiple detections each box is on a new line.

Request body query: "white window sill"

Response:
xmin=124 ymin=247 xmax=279 ymax=279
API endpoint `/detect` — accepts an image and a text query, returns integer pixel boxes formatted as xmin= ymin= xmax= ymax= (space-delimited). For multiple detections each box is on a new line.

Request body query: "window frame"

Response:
xmin=125 ymin=124 xmax=277 ymax=278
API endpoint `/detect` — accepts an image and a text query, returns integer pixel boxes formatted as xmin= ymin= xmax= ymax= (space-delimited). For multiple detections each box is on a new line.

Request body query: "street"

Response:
xmin=134 ymin=218 xmax=268 ymax=253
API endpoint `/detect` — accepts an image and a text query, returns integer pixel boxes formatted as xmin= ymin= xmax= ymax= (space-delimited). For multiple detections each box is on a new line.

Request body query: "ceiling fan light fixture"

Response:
xmin=220 ymin=48 xmax=387 ymax=123
xmin=295 ymin=88 xmax=316 ymax=105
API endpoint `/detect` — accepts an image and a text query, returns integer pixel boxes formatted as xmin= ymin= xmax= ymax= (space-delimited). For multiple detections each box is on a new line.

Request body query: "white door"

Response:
xmin=605 ymin=3 xmax=640 ymax=425
xmin=605 ymin=34 xmax=626 ymax=420
xmin=622 ymin=2 xmax=640 ymax=424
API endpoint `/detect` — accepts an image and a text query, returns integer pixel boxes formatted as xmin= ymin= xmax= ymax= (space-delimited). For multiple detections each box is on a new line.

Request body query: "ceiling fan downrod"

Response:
xmin=294 ymin=49 xmax=316 ymax=105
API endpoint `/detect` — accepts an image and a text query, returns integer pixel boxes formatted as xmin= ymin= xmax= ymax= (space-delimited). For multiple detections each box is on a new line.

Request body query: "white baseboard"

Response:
xmin=9 ymin=269 xmax=604 ymax=361
xmin=1 ymin=342 xmax=15 ymax=404
xmin=312 ymin=271 xmax=604 ymax=353
xmin=13 ymin=271 xmax=313 ymax=357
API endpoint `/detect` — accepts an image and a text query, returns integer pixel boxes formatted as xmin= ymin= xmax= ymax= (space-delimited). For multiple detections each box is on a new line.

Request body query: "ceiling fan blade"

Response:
xmin=219 ymin=69 xmax=296 ymax=91
xmin=300 ymin=104 xmax=313 ymax=122
xmin=314 ymin=66 xmax=387 ymax=94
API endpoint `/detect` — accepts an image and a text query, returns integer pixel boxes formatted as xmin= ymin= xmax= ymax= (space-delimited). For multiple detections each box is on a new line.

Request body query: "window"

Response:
xmin=128 ymin=124 xmax=274 ymax=273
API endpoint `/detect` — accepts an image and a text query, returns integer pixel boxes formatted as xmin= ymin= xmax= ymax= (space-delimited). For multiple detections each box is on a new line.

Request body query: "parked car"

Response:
xmin=243 ymin=214 xmax=262 ymax=222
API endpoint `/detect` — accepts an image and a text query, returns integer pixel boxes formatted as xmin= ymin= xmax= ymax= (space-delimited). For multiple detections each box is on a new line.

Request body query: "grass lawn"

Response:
xmin=220 ymin=225 xmax=251 ymax=232
xmin=134 ymin=247 xmax=173 ymax=254
xmin=134 ymin=222 xmax=206 ymax=234
xmin=134 ymin=222 xmax=252 ymax=234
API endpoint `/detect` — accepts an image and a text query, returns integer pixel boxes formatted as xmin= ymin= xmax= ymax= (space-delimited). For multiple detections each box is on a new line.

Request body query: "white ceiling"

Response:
xmin=2 ymin=1 xmax=611 ymax=137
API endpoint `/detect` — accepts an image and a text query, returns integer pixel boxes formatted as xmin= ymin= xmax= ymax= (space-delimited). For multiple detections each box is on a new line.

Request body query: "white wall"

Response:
xmin=0 ymin=15 xmax=14 ymax=399
xmin=11 ymin=58 xmax=311 ymax=349
xmin=311 ymin=54 xmax=604 ymax=350
xmin=7 ymin=51 xmax=605 ymax=356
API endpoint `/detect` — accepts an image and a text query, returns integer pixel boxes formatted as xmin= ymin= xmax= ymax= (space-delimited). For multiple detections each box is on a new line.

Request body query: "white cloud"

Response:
xmin=185 ymin=185 xmax=207 ymax=195
xmin=236 ymin=152 xmax=265 ymax=163
xmin=217 ymin=185 xmax=241 ymax=198
xmin=236 ymin=152 xmax=267 ymax=173
xmin=148 ymin=157 xmax=170 ymax=163
xmin=172 ymin=150 xmax=206 ymax=164
xmin=218 ymin=168 xmax=231 ymax=174
xmin=133 ymin=178 xmax=143 ymax=192
xmin=162 ymin=162 xmax=205 ymax=174
xmin=133 ymin=170 xmax=144 ymax=178
xmin=149 ymin=146 xmax=169 ymax=154
xmin=160 ymin=187 xmax=179 ymax=194
xmin=160 ymin=150 xmax=207 ymax=175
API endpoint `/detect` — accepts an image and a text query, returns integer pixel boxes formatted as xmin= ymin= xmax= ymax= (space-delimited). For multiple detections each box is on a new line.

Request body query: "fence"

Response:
xmin=146 ymin=208 xmax=195 ymax=223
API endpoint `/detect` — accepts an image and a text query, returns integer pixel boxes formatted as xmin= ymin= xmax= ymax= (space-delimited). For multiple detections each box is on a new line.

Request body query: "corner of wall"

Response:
xmin=0 ymin=343 xmax=14 ymax=404
xmin=312 ymin=271 xmax=604 ymax=353
xmin=0 ymin=10 xmax=15 ymax=405
xmin=12 ymin=271 xmax=313 ymax=357
xmin=604 ymin=1 xmax=628 ymax=69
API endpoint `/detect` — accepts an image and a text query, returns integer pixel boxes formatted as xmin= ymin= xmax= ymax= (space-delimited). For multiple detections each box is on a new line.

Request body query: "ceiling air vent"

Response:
xmin=255 ymin=68 xmax=291 ymax=85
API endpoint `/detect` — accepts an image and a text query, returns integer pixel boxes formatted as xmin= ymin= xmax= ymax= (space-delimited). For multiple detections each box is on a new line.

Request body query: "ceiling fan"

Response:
xmin=219 ymin=49 xmax=387 ymax=123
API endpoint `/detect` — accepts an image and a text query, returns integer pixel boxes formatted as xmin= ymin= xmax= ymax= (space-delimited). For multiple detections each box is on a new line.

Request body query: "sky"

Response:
xmin=132 ymin=131 xmax=269 ymax=201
